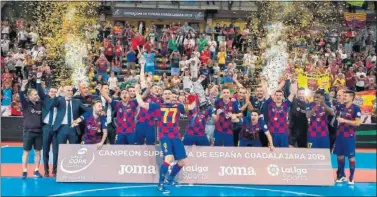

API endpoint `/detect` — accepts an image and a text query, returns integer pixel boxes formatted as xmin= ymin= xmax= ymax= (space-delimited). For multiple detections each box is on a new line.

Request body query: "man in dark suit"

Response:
xmin=73 ymin=82 xmax=98 ymax=143
xmin=53 ymin=84 xmax=89 ymax=148
xmin=36 ymin=72 xmax=58 ymax=177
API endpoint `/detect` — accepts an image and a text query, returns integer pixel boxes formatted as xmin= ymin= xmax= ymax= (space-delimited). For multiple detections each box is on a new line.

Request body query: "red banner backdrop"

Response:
xmin=57 ymin=145 xmax=334 ymax=186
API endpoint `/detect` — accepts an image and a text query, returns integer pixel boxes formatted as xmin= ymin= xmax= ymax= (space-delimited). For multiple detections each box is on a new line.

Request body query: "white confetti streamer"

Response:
xmin=261 ymin=22 xmax=288 ymax=95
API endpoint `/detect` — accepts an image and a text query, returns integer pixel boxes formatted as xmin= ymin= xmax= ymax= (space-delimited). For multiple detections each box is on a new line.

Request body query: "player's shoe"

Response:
xmin=34 ymin=170 xmax=42 ymax=178
xmin=21 ymin=172 xmax=27 ymax=179
xmin=157 ymin=183 xmax=170 ymax=194
xmin=335 ymin=176 xmax=347 ymax=183
xmin=348 ymin=178 xmax=355 ymax=185
xmin=165 ymin=179 xmax=180 ymax=187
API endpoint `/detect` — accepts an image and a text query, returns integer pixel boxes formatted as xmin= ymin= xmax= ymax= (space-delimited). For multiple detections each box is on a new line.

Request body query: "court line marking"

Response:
xmin=50 ymin=184 xmax=322 ymax=196
xmin=1 ymin=145 xmax=9 ymax=148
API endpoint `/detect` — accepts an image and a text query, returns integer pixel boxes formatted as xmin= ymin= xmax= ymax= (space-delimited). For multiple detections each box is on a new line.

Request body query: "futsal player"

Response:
xmin=71 ymin=100 xmax=107 ymax=148
xmin=183 ymin=95 xmax=212 ymax=146
xmin=328 ymin=89 xmax=345 ymax=151
xmin=262 ymin=77 xmax=297 ymax=147
xmin=101 ymin=87 xmax=138 ymax=145
xmin=134 ymin=84 xmax=162 ymax=145
xmin=19 ymin=79 xmax=43 ymax=179
xmin=135 ymin=62 xmax=163 ymax=145
xmin=212 ymin=87 xmax=241 ymax=146
xmin=232 ymin=109 xmax=274 ymax=150
xmin=136 ymin=88 xmax=195 ymax=194
xmin=306 ymin=90 xmax=335 ymax=149
xmin=334 ymin=90 xmax=361 ymax=185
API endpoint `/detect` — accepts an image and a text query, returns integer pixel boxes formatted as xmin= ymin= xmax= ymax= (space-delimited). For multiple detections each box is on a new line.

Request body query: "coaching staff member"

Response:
xmin=53 ymin=82 xmax=89 ymax=148
xmin=289 ymin=88 xmax=308 ymax=148
xmin=19 ymin=79 xmax=43 ymax=179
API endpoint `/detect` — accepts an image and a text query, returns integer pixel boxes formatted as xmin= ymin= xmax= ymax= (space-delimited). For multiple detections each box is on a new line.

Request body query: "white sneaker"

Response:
xmin=348 ymin=178 xmax=355 ymax=185
xmin=335 ymin=176 xmax=347 ymax=183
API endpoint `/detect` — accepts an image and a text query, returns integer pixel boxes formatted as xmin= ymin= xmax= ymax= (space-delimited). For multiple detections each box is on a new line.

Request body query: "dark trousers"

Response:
xmin=259 ymin=132 xmax=268 ymax=147
xmin=42 ymin=124 xmax=58 ymax=174
xmin=57 ymin=125 xmax=78 ymax=145
xmin=232 ymin=127 xmax=241 ymax=147
xmin=289 ymin=126 xmax=308 ymax=148
xmin=106 ymin=123 xmax=116 ymax=144
xmin=328 ymin=125 xmax=337 ymax=151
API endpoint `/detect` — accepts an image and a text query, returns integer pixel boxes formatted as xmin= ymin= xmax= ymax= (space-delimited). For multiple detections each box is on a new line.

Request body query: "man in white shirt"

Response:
xmin=189 ymin=57 xmax=200 ymax=79
xmin=13 ymin=48 xmax=25 ymax=78
xmin=243 ymin=48 xmax=258 ymax=75
xmin=1 ymin=34 xmax=10 ymax=55
xmin=208 ymin=37 xmax=217 ymax=60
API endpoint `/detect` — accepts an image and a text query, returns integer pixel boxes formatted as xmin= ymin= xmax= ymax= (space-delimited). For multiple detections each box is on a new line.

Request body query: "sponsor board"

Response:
xmin=112 ymin=8 xmax=204 ymax=20
xmin=57 ymin=145 xmax=334 ymax=185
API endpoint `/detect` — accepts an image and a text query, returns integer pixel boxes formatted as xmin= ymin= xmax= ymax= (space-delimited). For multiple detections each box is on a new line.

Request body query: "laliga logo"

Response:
xmin=267 ymin=164 xmax=279 ymax=176
xmin=60 ymin=147 xmax=95 ymax=174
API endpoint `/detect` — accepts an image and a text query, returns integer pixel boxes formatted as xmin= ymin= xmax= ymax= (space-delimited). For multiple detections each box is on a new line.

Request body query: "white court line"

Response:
xmin=1 ymin=145 xmax=9 ymax=148
xmin=50 ymin=184 xmax=323 ymax=197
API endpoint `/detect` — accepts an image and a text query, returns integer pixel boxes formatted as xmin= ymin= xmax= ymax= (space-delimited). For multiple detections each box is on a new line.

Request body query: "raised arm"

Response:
xmin=36 ymin=73 xmax=46 ymax=101
xmin=261 ymin=76 xmax=270 ymax=99
xmin=139 ymin=62 xmax=147 ymax=89
xmin=135 ymin=91 xmax=150 ymax=110
xmin=287 ymin=80 xmax=297 ymax=102
xmin=19 ymin=80 xmax=29 ymax=108
xmin=232 ymin=73 xmax=244 ymax=88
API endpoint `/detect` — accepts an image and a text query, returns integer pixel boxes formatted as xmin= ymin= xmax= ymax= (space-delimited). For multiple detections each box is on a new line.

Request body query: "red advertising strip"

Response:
xmin=57 ymin=145 xmax=334 ymax=186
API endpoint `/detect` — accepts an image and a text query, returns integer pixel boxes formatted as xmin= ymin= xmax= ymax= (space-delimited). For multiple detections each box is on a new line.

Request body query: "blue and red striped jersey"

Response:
xmin=307 ymin=102 xmax=330 ymax=137
xmin=214 ymin=98 xmax=240 ymax=134
xmin=80 ymin=112 xmax=106 ymax=143
xmin=111 ymin=99 xmax=138 ymax=134
xmin=151 ymin=102 xmax=185 ymax=139
xmin=337 ymin=104 xmax=361 ymax=138
xmin=186 ymin=108 xmax=213 ymax=136
xmin=137 ymin=94 xmax=162 ymax=125
xmin=266 ymin=97 xmax=291 ymax=134
xmin=240 ymin=116 xmax=269 ymax=140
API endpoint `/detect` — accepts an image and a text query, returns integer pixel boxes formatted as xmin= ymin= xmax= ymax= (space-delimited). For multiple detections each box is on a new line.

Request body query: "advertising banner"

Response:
xmin=112 ymin=8 xmax=204 ymax=20
xmin=57 ymin=145 xmax=334 ymax=186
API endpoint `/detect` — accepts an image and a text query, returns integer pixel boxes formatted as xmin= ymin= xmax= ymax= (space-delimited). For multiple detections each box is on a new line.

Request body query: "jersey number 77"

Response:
xmin=161 ymin=108 xmax=178 ymax=123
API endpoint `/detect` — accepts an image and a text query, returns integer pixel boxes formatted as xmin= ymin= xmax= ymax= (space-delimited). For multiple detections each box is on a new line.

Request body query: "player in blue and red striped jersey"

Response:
xmin=306 ymin=90 xmax=335 ymax=149
xmin=212 ymin=87 xmax=241 ymax=146
xmin=71 ymin=100 xmax=107 ymax=148
xmin=183 ymin=95 xmax=212 ymax=146
xmin=328 ymin=89 xmax=346 ymax=151
xmin=102 ymin=87 xmax=138 ymax=145
xmin=334 ymin=90 xmax=361 ymax=185
xmin=135 ymin=84 xmax=163 ymax=145
xmin=136 ymin=88 xmax=195 ymax=194
xmin=232 ymin=109 xmax=274 ymax=150
xmin=262 ymin=77 xmax=297 ymax=148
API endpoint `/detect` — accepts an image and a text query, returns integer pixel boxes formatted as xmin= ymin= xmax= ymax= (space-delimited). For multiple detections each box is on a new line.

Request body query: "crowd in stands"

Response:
xmin=1 ymin=18 xmax=376 ymax=119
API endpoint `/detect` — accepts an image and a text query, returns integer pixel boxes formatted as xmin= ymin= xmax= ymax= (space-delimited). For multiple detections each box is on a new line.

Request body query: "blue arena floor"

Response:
xmin=1 ymin=177 xmax=376 ymax=196
xmin=1 ymin=146 xmax=376 ymax=196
